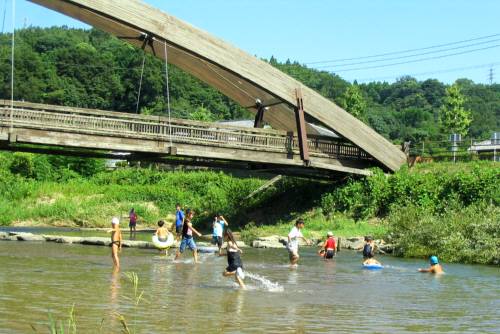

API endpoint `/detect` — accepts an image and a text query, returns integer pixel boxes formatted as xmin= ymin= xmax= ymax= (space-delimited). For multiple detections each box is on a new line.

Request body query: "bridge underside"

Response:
xmin=0 ymin=101 xmax=379 ymax=178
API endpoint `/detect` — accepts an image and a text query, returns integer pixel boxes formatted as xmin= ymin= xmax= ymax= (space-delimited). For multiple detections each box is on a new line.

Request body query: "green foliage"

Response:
xmin=388 ymin=204 xmax=499 ymax=265
xmin=439 ymin=84 xmax=473 ymax=136
xmin=321 ymin=162 xmax=500 ymax=219
xmin=339 ymin=84 xmax=366 ymax=118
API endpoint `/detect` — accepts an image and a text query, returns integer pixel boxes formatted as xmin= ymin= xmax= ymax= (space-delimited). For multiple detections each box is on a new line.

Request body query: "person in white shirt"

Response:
xmin=287 ymin=218 xmax=310 ymax=267
xmin=212 ymin=213 xmax=228 ymax=255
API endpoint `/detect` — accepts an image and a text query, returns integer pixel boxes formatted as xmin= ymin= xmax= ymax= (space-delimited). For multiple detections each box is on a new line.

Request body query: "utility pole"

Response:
xmin=488 ymin=66 xmax=494 ymax=85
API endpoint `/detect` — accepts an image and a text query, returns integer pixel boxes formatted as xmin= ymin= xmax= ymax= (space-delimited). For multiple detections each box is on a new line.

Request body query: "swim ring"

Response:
xmin=152 ymin=233 xmax=174 ymax=249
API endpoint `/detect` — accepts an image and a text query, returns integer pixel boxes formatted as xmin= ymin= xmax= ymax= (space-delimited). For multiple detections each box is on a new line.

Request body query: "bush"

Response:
xmin=321 ymin=163 xmax=500 ymax=219
xmin=388 ymin=204 xmax=499 ymax=265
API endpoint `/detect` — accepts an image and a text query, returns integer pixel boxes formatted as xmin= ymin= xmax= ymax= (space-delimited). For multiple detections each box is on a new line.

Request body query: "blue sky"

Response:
xmin=3 ymin=0 xmax=500 ymax=84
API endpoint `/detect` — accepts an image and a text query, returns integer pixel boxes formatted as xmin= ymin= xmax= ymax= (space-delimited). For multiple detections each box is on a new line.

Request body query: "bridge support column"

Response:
xmin=294 ymin=88 xmax=310 ymax=165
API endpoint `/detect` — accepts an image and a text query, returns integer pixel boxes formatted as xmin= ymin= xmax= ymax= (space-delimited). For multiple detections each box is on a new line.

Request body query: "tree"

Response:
xmin=439 ymin=84 xmax=473 ymax=136
xmin=339 ymin=85 xmax=366 ymax=119
xmin=189 ymin=106 xmax=214 ymax=122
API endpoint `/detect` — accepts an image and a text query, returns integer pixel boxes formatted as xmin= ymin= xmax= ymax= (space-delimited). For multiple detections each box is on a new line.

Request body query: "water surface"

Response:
xmin=0 ymin=241 xmax=498 ymax=333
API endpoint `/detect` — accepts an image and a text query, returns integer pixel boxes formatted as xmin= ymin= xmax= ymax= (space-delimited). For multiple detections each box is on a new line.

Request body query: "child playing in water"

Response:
xmin=171 ymin=203 xmax=184 ymax=241
xmin=362 ymin=236 xmax=381 ymax=266
xmin=175 ymin=209 xmax=202 ymax=263
xmin=129 ymin=208 xmax=137 ymax=239
xmin=110 ymin=217 xmax=122 ymax=268
xmin=318 ymin=231 xmax=336 ymax=259
xmin=222 ymin=228 xmax=246 ymax=289
xmin=212 ymin=213 xmax=228 ymax=255
xmin=155 ymin=220 xmax=170 ymax=255
xmin=287 ymin=218 xmax=311 ymax=267
xmin=418 ymin=256 xmax=444 ymax=274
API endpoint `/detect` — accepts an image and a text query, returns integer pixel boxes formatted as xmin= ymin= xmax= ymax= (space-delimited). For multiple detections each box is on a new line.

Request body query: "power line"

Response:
xmin=306 ymin=33 xmax=500 ymax=65
xmin=329 ymin=44 xmax=500 ymax=73
xmin=314 ymin=38 xmax=500 ymax=69
xmin=355 ymin=61 xmax=500 ymax=83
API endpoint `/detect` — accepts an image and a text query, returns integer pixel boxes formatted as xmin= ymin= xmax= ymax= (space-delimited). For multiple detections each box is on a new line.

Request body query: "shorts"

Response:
xmin=129 ymin=221 xmax=136 ymax=228
xmin=226 ymin=251 xmax=243 ymax=272
xmin=175 ymin=225 xmax=182 ymax=234
xmin=324 ymin=249 xmax=335 ymax=259
xmin=288 ymin=247 xmax=299 ymax=260
xmin=212 ymin=236 xmax=223 ymax=247
xmin=179 ymin=237 xmax=196 ymax=253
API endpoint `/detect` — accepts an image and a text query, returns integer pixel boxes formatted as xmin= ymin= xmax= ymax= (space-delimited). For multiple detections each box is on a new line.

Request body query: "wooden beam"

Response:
xmin=294 ymin=88 xmax=310 ymax=164
xmin=27 ymin=0 xmax=406 ymax=171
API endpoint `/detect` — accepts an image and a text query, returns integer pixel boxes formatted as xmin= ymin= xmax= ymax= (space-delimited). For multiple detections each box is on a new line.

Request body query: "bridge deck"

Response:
xmin=0 ymin=101 xmax=377 ymax=176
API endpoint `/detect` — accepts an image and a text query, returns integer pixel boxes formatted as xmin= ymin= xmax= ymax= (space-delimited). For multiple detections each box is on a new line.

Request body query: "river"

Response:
xmin=0 ymin=240 xmax=498 ymax=333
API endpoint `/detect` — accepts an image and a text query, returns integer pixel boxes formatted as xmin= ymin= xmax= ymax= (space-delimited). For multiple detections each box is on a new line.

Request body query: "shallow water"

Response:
xmin=0 ymin=241 xmax=498 ymax=333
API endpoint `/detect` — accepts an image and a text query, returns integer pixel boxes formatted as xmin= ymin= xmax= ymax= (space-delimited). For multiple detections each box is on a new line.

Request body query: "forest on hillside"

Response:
xmin=1 ymin=27 xmax=499 ymax=143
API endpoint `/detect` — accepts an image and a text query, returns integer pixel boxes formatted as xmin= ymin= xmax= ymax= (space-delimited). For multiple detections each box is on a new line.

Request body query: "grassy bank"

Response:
xmin=0 ymin=166 xmax=265 ymax=229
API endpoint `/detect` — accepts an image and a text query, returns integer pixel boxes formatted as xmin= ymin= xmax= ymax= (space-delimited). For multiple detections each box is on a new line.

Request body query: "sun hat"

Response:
xmin=111 ymin=217 xmax=120 ymax=225
xmin=327 ymin=231 xmax=333 ymax=237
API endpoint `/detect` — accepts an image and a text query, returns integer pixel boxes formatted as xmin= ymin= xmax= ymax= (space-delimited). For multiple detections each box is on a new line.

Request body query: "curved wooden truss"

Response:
xmin=27 ymin=0 xmax=406 ymax=172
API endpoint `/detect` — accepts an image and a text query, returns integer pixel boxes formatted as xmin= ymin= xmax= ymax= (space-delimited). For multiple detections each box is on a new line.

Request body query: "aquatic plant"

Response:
xmin=30 ymin=304 xmax=77 ymax=334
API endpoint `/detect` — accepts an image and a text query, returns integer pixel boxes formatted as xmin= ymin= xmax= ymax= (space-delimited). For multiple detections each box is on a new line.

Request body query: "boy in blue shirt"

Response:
xmin=212 ymin=213 xmax=228 ymax=255
xmin=171 ymin=203 xmax=184 ymax=241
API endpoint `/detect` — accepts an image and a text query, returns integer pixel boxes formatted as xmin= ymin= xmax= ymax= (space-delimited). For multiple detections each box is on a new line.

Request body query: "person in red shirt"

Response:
xmin=318 ymin=231 xmax=336 ymax=259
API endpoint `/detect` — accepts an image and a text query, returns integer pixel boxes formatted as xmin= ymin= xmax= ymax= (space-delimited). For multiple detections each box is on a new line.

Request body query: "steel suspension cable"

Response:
xmin=10 ymin=0 xmax=15 ymax=132
xmin=135 ymin=52 xmax=146 ymax=114
xmin=163 ymin=41 xmax=173 ymax=148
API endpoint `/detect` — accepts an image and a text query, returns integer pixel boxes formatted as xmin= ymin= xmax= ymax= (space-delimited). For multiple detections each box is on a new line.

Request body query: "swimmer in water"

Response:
xmin=362 ymin=236 xmax=381 ymax=266
xmin=418 ymin=256 xmax=444 ymax=274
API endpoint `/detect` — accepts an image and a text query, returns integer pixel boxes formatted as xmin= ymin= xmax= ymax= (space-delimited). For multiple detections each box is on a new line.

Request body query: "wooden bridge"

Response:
xmin=0 ymin=101 xmax=379 ymax=177
xmin=2 ymin=0 xmax=407 ymax=177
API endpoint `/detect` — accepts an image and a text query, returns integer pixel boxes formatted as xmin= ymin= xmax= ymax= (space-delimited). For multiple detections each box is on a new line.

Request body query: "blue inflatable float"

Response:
xmin=363 ymin=263 xmax=384 ymax=270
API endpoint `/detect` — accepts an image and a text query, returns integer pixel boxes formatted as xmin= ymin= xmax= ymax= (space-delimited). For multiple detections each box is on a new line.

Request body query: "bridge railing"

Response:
xmin=0 ymin=102 xmax=371 ymax=161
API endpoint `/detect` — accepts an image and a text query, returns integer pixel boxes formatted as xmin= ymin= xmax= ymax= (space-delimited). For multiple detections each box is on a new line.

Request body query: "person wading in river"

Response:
xmin=318 ymin=231 xmax=336 ymax=259
xmin=287 ymin=218 xmax=311 ymax=267
xmin=171 ymin=203 xmax=184 ymax=241
xmin=418 ymin=256 xmax=444 ymax=274
xmin=175 ymin=209 xmax=202 ymax=263
xmin=221 ymin=228 xmax=246 ymax=289
xmin=212 ymin=213 xmax=228 ymax=256
xmin=129 ymin=208 xmax=138 ymax=239
xmin=110 ymin=217 xmax=122 ymax=268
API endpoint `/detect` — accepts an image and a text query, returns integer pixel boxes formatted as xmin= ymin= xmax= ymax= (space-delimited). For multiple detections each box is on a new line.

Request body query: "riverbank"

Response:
xmin=1 ymin=156 xmax=499 ymax=265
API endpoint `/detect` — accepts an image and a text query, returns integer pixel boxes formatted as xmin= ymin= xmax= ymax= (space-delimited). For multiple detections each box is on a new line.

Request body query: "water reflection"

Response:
xmin=108 ymin=266 xmax=121 ymax=330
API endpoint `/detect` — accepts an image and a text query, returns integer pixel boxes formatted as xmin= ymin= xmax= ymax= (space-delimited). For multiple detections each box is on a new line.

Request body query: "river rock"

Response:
xmin=80 ymin=237 xmax=110 ymax=246
xmin=0 ymin=232 xmax=10 ymax=240
xmin=121 ymin=240 xmax=154 ymax=249
xmin=10 ymin=232 xmax=45 ymax=242
xmin=339 ymin=237 xmax=365 ymax=250
xmin=251 ymin=235 xmax=286 ymax=248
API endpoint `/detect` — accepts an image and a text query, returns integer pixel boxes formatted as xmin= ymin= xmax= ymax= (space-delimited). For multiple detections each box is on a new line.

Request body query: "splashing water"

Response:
xmin=245 ymin=271 xmax=284 ymax=292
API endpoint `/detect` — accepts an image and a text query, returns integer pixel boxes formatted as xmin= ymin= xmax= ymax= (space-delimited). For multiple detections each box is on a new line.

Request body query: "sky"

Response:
xmin=2 ymin=0 xmax=500 ymax=84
